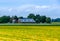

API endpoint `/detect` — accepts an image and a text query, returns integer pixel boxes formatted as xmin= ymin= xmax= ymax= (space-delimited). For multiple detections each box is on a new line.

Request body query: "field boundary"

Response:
xmin=0 ymin=23 xmax=60 ymax=26
xmin=0 ymin=24 xmax=60 ymax=26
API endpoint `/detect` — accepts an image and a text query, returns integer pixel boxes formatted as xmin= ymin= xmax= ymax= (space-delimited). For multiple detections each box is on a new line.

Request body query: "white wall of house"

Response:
xmin=12 ymin=19 xmax=15 ymax=23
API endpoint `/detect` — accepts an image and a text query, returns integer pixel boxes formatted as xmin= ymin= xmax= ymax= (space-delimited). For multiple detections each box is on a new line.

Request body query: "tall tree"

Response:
xmin=0 ymin=16 xmax=10 ymax=23
xmin=46 ymin=17 xmax=51 ymax=23
xmin=12 ymin=16 xmax=18 ymax=23
xmin=27 ymin=13 xmax=36 ymax=20
xmin=41 ymin=16 xmax=46 ymax=23
xmin=35 ymin=14 xmax=41 ymax=23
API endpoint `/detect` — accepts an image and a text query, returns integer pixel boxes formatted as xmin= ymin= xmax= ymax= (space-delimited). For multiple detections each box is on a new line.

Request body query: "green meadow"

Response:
xmin=0 ymin=26 xmax=59 ymax=41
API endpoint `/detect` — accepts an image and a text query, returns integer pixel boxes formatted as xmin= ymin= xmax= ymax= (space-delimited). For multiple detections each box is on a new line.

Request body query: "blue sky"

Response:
xmin=0 ymin=0 xmax=60 ymax=18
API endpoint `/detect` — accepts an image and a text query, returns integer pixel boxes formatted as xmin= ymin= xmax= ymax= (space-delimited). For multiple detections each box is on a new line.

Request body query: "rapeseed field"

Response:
xmin=0 ymin=26 xmax=60 ymax=41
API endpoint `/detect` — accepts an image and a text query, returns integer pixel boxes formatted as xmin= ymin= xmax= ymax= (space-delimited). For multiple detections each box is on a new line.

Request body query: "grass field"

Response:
xmin=0 ymin=22 xmax=60 ymax=26
xmin=0 ymin=26 xmax=60 ymax=41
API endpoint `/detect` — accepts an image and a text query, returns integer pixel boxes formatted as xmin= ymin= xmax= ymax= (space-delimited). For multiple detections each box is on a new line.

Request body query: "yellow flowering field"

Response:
xmin=0 ymin=26 xmax=60 ymax=41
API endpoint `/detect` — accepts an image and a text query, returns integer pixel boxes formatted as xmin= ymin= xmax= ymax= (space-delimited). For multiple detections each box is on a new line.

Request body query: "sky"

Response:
xmin=0 ymin=0 xmax=60 ymax=19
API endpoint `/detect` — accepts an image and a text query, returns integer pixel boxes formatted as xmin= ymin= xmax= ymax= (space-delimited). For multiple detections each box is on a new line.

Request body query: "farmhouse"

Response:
xmin=18 ymin=18 xmax=35 ymax=23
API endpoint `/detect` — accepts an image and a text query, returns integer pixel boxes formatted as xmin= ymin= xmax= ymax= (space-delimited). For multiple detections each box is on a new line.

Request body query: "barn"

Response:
xmin=18 ymin=18 xmax=35 ymax=23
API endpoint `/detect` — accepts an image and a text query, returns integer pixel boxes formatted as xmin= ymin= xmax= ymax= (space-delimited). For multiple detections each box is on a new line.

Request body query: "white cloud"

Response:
xmin=0 ymin=4 xmax=60 ymax=18
xmin=8 ymin=8 xmax=13 ymax=12
xmin=35 ymin=5 xmax=50 ymax=9
xmin=17 ymin=4 xmax=50 ymax=11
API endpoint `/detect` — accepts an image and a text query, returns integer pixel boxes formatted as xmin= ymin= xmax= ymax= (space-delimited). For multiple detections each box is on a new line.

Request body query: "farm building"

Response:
xmin=18 ymin=18 xmax=35 ymax=23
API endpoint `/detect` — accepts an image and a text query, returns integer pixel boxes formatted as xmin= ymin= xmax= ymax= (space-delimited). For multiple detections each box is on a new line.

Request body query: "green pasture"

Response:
xmin=0 ymin=26 xmax=59 ymax=41
xmin=0 ymin=22 xmax=60 ymax=26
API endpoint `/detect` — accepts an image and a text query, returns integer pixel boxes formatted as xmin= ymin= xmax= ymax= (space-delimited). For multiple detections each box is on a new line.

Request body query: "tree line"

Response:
xmin=52 ymin=18 xmax=60 ymax=22
xmin=27 ymin=13 xmax=51 ymax=23
xmin=0 ymin=13 xmax=51 ymax=23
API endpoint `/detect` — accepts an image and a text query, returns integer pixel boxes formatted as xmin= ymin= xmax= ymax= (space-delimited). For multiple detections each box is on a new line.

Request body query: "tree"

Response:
xmin=46 ymin=17 xmax=51 ymax=23
xmin=35 ymin=14 xmax=41 ymax=23
xmin=12 ymin=16 xmax=18 ymax=23
xmin=13 ymin=16 xmax=18 ymax=20
xmin=41 ymin=16 xmax=46 ymax=23
xmin=9 ymin=18 xmax=12 ymax=23
xmin=27 ymin=13 xmax=35 ymax=20
xmin=53 ymin=18 xmax=60 ymax=22
xmin=0 ymin=16 xmax=10 ymax=23
xmin=19 ymin=17 xmax=23 ymax=19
